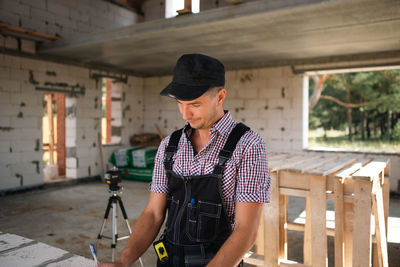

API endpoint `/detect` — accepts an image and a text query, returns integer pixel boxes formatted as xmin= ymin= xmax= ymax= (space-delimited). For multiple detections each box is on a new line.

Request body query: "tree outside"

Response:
xmin=308 ymin=70 xmax=400 ymax=152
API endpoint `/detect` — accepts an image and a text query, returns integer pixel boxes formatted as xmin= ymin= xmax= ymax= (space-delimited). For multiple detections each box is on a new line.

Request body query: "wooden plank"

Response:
xmin=279 ymin=187 xmax=309 ymax=198
xmin=309 ymin=175 xmax=327 ymax=266
xmin=269 ymin=155 xmax=304 ymax=169
xmin=326 ymin=193 xmax=353 ymax=203
xmin=279 ymin=260 xmax=311 ymax=267
xmin=307 ymin=156 xmax=357 ymax=176
xmin=352 ymin=161 xmax=387 ymax=181
xmin=287 ymin=156 xmax=339 ymax=173
xmin=47 ymin=94 xmax=54 ymax=165
xmin=263 ymin=172 xmax=279 ymax=266
xmin=304 ymin=197 xmax=312 ymax=266
xmin=335 ymin=159 xmax=371 ymax=179
xmin=383 ymin=178 xmax=390 ymax=236
xmin=271 ymin=155 xmax=321 ymax=172
xmin=344 ymin=202 xmax=353 ymax=267
xmin=372 ymin=177 xmax=388 ymax=267
xmin=343 ymin=177 xmax=355 ymax=197
xmin=0 ymin=23 xmax=61 ymax=40
xmin=269 ymin=153 xmax=289 ymax=160
xmin=279 ymin=171 xmax=310 ymax=191
xmin=279 ymin=194 xmax=288 ymax=260
xmin=334 ymin=178 xmax=344 ymax=267
xmin=352 ymin=180 xmax=372 ymax=267
xmin=287 ymin=222 xmax=335 ymax=236
xmin=255 ymin=208 xmax=264 ymax=256
xmin=243 ymin=251 xmax=264 ymax=266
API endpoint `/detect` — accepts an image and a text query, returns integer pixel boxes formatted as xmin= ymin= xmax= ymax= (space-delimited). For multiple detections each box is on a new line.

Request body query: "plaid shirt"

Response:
xmin=150 ymin=111 xmax=270 ymax=227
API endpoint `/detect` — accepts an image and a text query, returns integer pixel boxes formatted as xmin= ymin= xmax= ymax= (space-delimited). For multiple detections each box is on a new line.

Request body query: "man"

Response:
xmin=101 ymin=54 xmax=270 ymax=267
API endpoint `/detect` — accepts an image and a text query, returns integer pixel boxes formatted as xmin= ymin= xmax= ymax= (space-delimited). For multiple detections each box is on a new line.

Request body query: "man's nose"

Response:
xmin=181 ymin=106 xmax=191 ymax=120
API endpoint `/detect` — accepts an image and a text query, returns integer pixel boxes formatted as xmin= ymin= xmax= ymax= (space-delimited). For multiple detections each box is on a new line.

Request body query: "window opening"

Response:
xmin=101 ymin=78 xmax=122 ymax=145
xmin=165 ymin=0 xmax=199 ymax=18
xmin=307 ymin=69 xmax=400 ymax=152
xmin=42 ymin=93 xmax=66 ymax=181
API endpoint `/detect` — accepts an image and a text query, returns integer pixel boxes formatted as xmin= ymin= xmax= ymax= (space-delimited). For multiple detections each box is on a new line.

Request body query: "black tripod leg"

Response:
xmin=117 ymin=196 xmax=129 ymax=220
xmin=104 ymin=196 xmax=114 ymax=219
xmin=117 ymin=196 xmax=132 ymax=234
xmin=97 ymin=196 xmax=114 ymax=239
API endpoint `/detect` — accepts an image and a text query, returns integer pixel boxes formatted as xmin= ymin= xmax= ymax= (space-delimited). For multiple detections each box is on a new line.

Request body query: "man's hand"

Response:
xmin=98 ymin=261 xmax=122 ymax=267
xmin=98 ymin=192 xmax=167 ymax=267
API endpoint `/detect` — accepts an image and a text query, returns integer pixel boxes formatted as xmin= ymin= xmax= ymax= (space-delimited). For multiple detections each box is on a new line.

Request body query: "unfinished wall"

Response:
xmin=142 ymin=66 xmax=305 ymax=152
xmin=0 ymin=53 xmax=144 ymax=191
xmin=142 ymin=0 xmax=166 ymax=21
xmin=0 ymin=0 xmax=140 ymax=39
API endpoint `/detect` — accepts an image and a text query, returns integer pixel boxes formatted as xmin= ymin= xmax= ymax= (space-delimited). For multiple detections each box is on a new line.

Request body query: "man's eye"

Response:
xmin=192 ymin=104 xmax=200 ymax=107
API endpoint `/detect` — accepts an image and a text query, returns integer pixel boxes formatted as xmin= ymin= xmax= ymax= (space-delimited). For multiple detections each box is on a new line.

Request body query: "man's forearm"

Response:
xmin=207 ymin=202 xmax=263 ymax=267
xmin=117 ymin=209 xmax=165 ymax=266
xmin=206 ymin=224 xmax=257 ymax=267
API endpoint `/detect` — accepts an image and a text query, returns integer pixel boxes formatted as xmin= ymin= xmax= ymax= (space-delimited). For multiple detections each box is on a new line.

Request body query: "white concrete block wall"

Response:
xmin=0 ymin=54 xmax=146 ymax=190
xmin=0 ymin=0 xmax=141 ymax=39
xmin=0 ymin=54 xmax=44 ymax=190
xmin=120 ymin=76 xmax=144 ymax=145
xmin=142 ymin=0 xmax=166 ymax=21
xmin=142 ymin=66 xmax=306 ymax=153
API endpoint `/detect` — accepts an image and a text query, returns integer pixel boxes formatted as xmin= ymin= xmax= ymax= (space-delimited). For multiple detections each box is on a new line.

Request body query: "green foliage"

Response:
xmin=309 ymin=83 xmax=346 ymax=131
xmin=393 ymin=121 xmax=400 ymax=141
xmin=309 ymin=69 xmax=400 ymax=147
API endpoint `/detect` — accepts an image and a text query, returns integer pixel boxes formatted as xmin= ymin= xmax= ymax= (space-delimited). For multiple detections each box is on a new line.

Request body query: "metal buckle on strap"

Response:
xmin=218 ymin=148 xmax=232 ymax=166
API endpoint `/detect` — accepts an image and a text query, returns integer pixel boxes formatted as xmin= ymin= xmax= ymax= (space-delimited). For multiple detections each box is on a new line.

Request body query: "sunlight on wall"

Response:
xmin=165 ymin=0 xmax=199 ymax=18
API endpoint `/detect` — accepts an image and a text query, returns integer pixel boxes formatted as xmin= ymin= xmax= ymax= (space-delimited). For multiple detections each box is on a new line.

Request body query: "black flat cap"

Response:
xmin=160 ymin=54 xmax=225 ymax=101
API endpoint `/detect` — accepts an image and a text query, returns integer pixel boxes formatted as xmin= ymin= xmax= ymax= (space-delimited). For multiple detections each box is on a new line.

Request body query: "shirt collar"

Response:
xmin=183 ymin=110 xmax=235 ymax=136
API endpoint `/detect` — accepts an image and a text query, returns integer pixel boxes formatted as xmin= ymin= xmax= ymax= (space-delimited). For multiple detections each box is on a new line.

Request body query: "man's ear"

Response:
xmin=217 ymin=88 xmax=226 ymax=105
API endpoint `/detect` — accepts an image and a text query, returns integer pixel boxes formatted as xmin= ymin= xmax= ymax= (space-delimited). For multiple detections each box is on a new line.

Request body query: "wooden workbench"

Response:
xmin=248 ymin=152 xmax=390 ymax=267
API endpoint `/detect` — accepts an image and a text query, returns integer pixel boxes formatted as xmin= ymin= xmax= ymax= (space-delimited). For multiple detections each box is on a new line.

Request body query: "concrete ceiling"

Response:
xmin=38 ymin=0 xmax=400 ymax=76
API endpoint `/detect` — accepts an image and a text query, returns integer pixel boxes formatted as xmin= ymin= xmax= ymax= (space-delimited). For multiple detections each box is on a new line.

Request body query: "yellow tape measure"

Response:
xmin=153 ymin=240 xmax=169 ymax=262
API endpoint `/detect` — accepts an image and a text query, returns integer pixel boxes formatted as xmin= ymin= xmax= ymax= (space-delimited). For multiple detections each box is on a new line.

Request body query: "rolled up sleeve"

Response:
xmin=149 ymin=137 xmax=170 ymax=194
xmin=236 ymin=140 xmax=270 ymax=203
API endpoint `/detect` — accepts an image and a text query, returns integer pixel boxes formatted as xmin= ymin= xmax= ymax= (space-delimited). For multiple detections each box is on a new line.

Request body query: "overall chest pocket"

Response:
xmin=186 ymin=200 xmax=222 ymax=242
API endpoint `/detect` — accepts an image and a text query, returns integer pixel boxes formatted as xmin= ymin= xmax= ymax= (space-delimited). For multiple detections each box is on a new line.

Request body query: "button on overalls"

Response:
xmin=158 ymin=123 xmax=249 ymax=267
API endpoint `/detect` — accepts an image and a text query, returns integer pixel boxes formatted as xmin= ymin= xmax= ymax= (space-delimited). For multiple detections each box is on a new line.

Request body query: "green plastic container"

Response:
xmin=109 ymin=147 xmax=141 ymax=168
xmin=120 ymin=167 xmax=154 ymax=182
xmin=131 ymin=147 xmax=158 ymax=168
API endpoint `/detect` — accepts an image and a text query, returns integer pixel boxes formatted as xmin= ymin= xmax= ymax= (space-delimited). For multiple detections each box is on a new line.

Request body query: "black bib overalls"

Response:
xmin=158 ymin=123 xmax=249 ymax=267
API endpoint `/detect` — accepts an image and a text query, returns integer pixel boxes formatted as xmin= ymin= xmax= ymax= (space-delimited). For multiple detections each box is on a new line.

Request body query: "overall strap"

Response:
xmin=164 ymin=128 xmax=183 ymax=171
xmin=213 ymin=123 xmax=250 ymax=175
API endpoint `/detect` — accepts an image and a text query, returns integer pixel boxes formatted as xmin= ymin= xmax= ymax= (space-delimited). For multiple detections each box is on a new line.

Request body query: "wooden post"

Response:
xmin=372 ymin=173 xmax=388 ymax=267
xmin=304 ymin=197 xmax=312 ymax=266
xmin=352 ymin=179 xmax=372 ymax=267
xmin=343 ymin=201 xmax=353 ymax=267
xmin=255 ymin=207 xmax=264 ymax=255
xmin=263 ymin=171 xmax=279 ymax=266
xmin=279 ymin=194 xmax=288 ymax=260
xmin=334 ymin=178 xmax=344 ymax=267
xmin=47 ymin=94 xmax=54 ymax=165
xmin=309 ymin=175 xmax=327 ymax=266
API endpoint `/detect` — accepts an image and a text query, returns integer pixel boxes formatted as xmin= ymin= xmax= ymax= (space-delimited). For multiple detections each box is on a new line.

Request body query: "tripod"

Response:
xmin=97 ymin=186 xmax=132 ymax=262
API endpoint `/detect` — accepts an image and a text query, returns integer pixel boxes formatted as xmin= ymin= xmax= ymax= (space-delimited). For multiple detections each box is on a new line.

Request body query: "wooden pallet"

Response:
xmin=249 ymin=153 xmax=390 ymax=267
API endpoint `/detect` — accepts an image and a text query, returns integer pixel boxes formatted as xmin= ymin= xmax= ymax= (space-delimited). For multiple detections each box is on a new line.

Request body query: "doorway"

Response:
xmin=42 ymin=93 xmax=66 ymax=182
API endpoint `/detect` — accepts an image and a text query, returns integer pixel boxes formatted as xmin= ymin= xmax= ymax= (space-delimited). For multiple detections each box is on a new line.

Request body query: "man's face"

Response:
xmin=177 ymin=89 xmax=225 ymax=130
